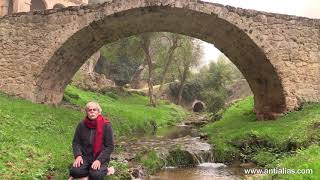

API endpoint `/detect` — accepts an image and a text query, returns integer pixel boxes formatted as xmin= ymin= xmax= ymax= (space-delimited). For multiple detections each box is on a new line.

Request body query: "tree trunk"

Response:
xmin=130 ymin=61 xmax=147 ymax=89
xmin=158 ymin=36 xmax=179 ymax=93
xmin=141 ymin=34 xmax=156 ymax=107
xmin=177 ymin=64 xmax=188 ymax=105
xmin=147 ymin=60 xmax=156 ymax=107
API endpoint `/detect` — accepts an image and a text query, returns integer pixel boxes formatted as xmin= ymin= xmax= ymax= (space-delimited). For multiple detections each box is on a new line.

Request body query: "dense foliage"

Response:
xmin=98 ymin=36 xmax=144 ymax=86
xmin=170 ymin=54 xmax=243 ymax=113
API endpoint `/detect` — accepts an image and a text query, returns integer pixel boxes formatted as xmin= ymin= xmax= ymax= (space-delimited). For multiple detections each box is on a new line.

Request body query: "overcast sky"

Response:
xmin=200 ymin=0 xmax=320 ymax=66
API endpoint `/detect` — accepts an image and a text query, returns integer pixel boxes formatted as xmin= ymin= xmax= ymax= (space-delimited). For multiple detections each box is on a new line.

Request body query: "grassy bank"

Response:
xmin=201 ymin=96 xmax=320 ymax=179
xmin=64 ymin=85 xmax=187 ymax=136
xmin=0 ymin=85 xmax=187 ymax=179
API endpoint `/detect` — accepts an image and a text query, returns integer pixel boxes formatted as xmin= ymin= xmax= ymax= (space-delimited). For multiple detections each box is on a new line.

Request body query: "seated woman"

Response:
xmin=68 ymin=102 xmax=115 ymax=180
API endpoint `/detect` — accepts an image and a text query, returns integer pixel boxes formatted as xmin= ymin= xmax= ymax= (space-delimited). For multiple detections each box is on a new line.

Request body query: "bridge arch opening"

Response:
xmin=35 ymin=5 xmax=286 ymax=119
xmin=192 ymin=101 xmax=206 ymax=112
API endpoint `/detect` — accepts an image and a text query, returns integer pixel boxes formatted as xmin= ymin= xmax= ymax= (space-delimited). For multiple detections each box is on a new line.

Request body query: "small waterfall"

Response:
xmin=192 ymin=149 xmax=214 ymax=164
xmin=164 ymin=142 xmax=214 ymax=167
xmin=191 ymin=152 xmax=201 ymax=165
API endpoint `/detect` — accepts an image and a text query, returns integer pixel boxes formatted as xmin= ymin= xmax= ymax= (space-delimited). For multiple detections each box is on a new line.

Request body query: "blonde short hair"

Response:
xmin=85 ymin=101 xmax=102 ymax=113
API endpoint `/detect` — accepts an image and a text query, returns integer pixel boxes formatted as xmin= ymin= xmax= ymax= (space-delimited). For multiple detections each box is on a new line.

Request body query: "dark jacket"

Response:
xmin=72 ymin=121 xmax=114 ymax=164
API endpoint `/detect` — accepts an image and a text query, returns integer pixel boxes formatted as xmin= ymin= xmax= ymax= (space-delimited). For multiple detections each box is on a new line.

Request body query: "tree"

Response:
xmin=98 ymin=36 xmax=144 ymax=86
xmin=174 ymin=37 xmax=202 ymax=105
xmin=130 ymin=61 xmax=147 ymax=89
xmin=139 ymin=33 xmax=157 ymax=107
xmin=203 ymin=54 xmax=243 ymax=90
xmin=194 ymin=54 xmax=243 ymax=113
xmin=158 ymin=33 xmax=180 ymax=93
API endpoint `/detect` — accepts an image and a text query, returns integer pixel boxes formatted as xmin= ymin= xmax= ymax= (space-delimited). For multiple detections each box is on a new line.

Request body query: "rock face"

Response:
xmin=226 ymin=79 xmax=253 ymax=105
xmin=113 ymin=136 xmax=213 ymax=164
xmin=71 ymin=71 xmax=116 ymax=91
xmin=71 ymin=51 xmax=116 ymax=91
xmin=94 ymin=55 xmax=109 ymax=77
xmin=79 ymin=51 xmax=100 ymax=74
xmin=0 ymin=0 xmax=319 ymax=119
xmin=184 ymin=113 xmax=211 ymax=126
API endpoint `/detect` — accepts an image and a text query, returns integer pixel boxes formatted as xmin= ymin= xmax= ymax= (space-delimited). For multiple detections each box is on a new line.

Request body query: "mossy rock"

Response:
xmin=135 ymin=150 xmax=164 ymax=174
xmin=166 ymin=148 xmax=198 ymax=167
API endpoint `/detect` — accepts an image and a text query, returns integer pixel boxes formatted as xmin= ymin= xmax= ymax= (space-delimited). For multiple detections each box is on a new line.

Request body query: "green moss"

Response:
xmin=252 ymin=150 xmax=277 ymax=167
xmin=213 ymin=142 xmax=240 ymax=162
xmin=135 ymin=150 xmax=165 ymax=174
xmin=166 ymin=146 xmax=198 ymax=167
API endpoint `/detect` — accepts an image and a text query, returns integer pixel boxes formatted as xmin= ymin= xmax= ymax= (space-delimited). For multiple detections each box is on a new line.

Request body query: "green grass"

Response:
xmin=0 ymin=85 xmax=187 ymax=179
xmin=201 ymin=96 xmax=320 ymax=179
xmin=107 ymin=160 xmax=131 ymax=180
xmin=263 ymin=144 xmax=320 ymax=180
xmin=64 ymin=85 xmax=187 ymax=136
xmin=0 ymin=93 xmax=81 ymax=179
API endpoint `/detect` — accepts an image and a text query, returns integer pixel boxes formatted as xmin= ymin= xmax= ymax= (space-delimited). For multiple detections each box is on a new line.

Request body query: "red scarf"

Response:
xmin=83 ymin=114 xmax=110 ymax=159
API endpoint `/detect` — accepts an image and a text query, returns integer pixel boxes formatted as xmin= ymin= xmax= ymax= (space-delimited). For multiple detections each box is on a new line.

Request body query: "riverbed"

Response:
xmin=114 ymin=113 xmax=254 ymax=179
xmin=150 ymin=162 xmax=240 ymax=180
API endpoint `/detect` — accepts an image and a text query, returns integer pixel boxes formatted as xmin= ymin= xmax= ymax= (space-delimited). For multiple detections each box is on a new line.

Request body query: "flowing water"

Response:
xmin=116 ymin=115 xmax=256 ymax=180
xmin=141 ymin=123 xmax=251 ymax=180
xmin=150 ymin=163 xmax=239 ymax=180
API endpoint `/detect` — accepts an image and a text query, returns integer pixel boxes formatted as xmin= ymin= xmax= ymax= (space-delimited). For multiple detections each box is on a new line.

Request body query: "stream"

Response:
xmin=113 ymin=114 xmax=255 ymax=179
xmin=148 ymin=124 xmax=247 ymax=180
xmin=151 ymin=163 xmax=238 ymax=180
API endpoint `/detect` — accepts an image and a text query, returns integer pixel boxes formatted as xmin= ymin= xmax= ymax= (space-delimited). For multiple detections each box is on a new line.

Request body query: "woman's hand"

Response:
xmin=91 ymin=160 xmax=101 ymax=170
xmin=73 ymin=156 xmax=83 ymax=168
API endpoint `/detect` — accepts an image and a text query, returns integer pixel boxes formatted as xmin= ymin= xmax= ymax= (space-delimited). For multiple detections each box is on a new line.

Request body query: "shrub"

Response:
xmin=169 ymin=81 xmax=202 ymax=102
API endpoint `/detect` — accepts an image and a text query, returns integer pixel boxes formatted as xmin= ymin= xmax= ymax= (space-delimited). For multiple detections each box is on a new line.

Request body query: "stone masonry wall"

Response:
xmin=0 ymin=0 xmax=319 ymax=119
xmin=0 ymin=0 xmax=88 ymax=17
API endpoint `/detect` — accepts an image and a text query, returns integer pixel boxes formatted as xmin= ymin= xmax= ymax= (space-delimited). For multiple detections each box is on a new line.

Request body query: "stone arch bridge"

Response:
xmin=0 ymin=0 xmax=319 ymax=119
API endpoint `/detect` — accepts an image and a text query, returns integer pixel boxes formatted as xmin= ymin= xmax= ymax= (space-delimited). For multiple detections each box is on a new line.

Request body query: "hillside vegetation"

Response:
xmin=202 ymin=96 xmax=320 ymax=179
xmin=0 ymin=85 xmax=186 ymax=179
